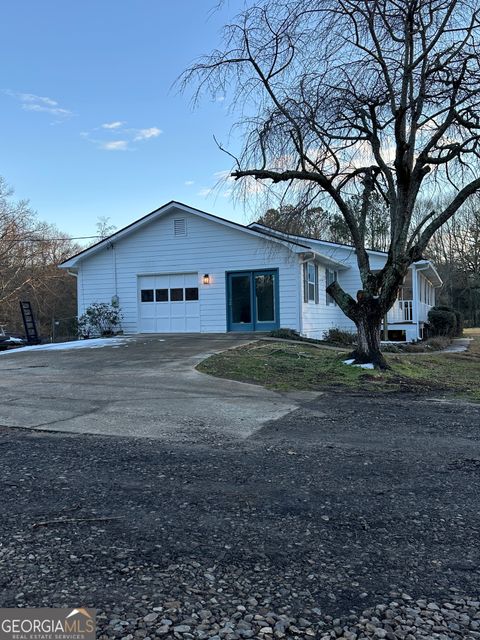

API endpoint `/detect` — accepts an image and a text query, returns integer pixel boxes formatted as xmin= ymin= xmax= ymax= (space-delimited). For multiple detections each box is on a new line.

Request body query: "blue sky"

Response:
xmin=0 ymin=1 xmax=250 ymax=238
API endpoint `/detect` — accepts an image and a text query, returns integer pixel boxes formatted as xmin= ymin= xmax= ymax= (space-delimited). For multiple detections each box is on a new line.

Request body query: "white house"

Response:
xmin=59 ymin=201 xmax=442 ymax=342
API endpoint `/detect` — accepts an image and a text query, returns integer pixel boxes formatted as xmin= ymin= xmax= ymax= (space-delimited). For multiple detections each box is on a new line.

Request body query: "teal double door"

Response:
xmin=227 ymin=270 xmax=279 ymax=332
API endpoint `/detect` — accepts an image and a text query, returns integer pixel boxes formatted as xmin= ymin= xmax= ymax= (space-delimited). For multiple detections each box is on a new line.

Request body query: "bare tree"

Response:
xmin=424 ymin=195 xmax=480 ymax=324
xmin=96 ymin=216 xmax=116 ymax=240
xmin=0 ymin=177 xmax=40 ymax=310
xmin=182 ymin=0 xmax=480 ymax=366
xmin=0 ymin=177 xmax=79 ymax=337
xmin=257 ymin=204 xmax=332 ymax=237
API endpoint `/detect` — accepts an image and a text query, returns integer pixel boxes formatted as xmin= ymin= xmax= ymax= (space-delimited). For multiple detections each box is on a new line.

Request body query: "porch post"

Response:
xmin=411 ymin=265 xmax=420 ymax=340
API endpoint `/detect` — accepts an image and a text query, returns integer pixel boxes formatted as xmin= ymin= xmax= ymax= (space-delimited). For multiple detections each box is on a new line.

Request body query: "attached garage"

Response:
xmin=64 ymin=201 xmax=426 ymax=339
xmin=138 ymin=273 xmax=200 ymax=333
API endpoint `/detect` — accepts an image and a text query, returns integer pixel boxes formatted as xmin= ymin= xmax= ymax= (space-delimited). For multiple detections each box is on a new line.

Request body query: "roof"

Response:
xmin=248 ymin=222 xmax=389 ymax=256
xmin=249 ymin=222 xmax=442 ymax=283
xmin=413 ymin=260 xmax=443 ymax=288
xmin=59 ymin=201 xmax=313 ymax=269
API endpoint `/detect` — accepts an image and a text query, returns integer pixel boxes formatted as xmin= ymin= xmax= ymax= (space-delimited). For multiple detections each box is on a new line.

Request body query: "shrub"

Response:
xmin=322 ymin=327 xmax=357 ymax=346
xmin=422 ymin=336 xmax=452 ymax=351
xmin=78 ymin=301 xmax=123 ymax=338
xmin=427 ymin=306 xmax=458 ymax=337
xmin=268 ymin=328 xmax=302 ymax=340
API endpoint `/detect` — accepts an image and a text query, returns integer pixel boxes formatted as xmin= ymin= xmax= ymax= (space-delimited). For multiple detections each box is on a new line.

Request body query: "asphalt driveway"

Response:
xmin=0 ymin=334 xmax=302 ymax=440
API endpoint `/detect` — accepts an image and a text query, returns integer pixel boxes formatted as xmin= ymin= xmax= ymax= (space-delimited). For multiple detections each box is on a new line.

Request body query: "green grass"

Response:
xmin=197 ymin=329 xmax=480 ymax=401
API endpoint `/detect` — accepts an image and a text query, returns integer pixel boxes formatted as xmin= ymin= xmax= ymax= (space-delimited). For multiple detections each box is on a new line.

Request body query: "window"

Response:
xmin=155 ymin=289 xmax=168 ymax=302
xmin=326 ymin=269 xmax=338 ymax=305
xmin=303 ymin=262 xmax=319 ymax=303
xmin=308 ymin=263 xmax=316 ymax=301
xmin=173 ymin=218 xmax=187 ymax=236
xmin=170 ymin=288 xmax=184 ymax=301
xmin=141 ymin=289 xmax=154 ymax=302
xmin=185 ymin=287 xmax=199 ymax=301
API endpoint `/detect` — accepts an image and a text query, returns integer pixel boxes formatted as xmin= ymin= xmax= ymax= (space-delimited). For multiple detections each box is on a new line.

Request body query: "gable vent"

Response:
xmin=173 ymin=218 xmax=187 ymax=237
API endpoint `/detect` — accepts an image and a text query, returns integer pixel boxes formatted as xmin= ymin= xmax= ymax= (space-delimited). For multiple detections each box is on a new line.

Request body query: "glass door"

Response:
xmin=228 ymin=273 xmax=254 ymax=331
xmin=254 ymin=272 xmax=277 ymax=331
xmin=227 ymin=270 xmax=279 ymax=332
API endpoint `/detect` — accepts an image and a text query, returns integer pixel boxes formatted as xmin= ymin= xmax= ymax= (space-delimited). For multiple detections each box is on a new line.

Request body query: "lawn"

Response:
xmin=197 ymin=328 xmax=480 ymax=401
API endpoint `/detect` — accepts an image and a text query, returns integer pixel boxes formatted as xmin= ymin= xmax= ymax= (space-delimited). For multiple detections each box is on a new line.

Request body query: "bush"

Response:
xmin=268 ymin=328 xmax=302 ymax=340
xmin=78 ymin=301 xmax=123 ymax=338
xmin=427 ymin=305 xmax=463 ymax=337
xmin=427 ymin=307 xmax=456 ymax=337
xmin=381 ymin=336 xmax=452 ymax=353
xmin=422 ymin=336 xmax=452 ymax=351
xmin=322 ymin=327 xmax=357 ymax=346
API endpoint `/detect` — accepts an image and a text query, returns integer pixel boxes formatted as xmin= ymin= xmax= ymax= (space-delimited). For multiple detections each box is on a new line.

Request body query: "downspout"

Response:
xmin=411 ymin=264 xmax=419 ymax=340
xmin=110 ymin=242 xmax=119 ymax=304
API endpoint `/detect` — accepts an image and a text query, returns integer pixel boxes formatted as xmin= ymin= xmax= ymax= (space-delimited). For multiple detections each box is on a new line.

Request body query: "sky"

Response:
xmin=0 ymin=1 xmax=252 ymax=239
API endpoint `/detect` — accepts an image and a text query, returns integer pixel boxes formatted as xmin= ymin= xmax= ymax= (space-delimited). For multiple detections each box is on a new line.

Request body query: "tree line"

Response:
xmin=0 ymin=177 xmax=79 ymax=339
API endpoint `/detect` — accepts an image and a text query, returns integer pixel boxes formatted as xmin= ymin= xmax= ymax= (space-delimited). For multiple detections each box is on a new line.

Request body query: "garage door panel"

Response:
xmin=138 ymin=273 xmax=200 ymax=333
xmin=185 ymin=316 xmax=200 ymax=332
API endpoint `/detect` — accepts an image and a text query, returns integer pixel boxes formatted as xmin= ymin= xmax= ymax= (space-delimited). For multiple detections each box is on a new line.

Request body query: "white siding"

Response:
xmin=300 ymin=246 xmax=388 ymax=339
xmin=75 ymin=208 xmax=301 ymax=334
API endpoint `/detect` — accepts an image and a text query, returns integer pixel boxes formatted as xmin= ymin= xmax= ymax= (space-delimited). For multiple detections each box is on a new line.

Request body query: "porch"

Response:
xmin=385 ymin=263 xmax=441 ymax=341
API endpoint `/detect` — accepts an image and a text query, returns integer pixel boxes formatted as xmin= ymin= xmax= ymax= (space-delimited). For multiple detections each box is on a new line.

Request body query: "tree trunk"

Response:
xmin=352 ymin=311 xmax=388 ymax=369
xmin=325 ymin=281 xmax=392 ymax=369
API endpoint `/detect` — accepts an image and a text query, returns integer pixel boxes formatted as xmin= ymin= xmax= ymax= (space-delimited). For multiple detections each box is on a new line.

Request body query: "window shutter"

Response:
xmin=303 ymin=263 xmax=308 ymax=303
xmin=314 ymin=264 xmax=319 ymax=304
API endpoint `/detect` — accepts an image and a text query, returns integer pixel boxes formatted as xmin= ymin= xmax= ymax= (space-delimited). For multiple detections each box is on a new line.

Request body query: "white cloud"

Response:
xmin=134 ymin=127 xmax=162 ymax=141
xmin=101 ymin=140 xmax=129 ymax=151
xmin=19 ymin=93 xmax=58 ymax=107
xmin=23 ymin=103 xmax=71 ymax=116
xmin=197 ymin=187 xmax=213 ymax=197
xmin=184 ymin=180 xmax=195 ymax=186
xmin=6 ymin=90 xmax=72 ymax=118
xmin=81 ymin=122 xmax=162 ymax=151
xmin=101 ymin=121 xmax=125 ymax=129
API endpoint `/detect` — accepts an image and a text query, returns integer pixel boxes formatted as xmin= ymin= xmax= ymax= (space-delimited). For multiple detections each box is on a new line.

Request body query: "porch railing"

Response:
xmin=387 ymin=299 xmax=413 ymax=323
xmin=387 ymin=299 xmax=432 ymax=324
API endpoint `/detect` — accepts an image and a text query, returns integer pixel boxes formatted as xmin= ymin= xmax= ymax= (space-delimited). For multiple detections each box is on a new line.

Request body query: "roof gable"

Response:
xmin=59 ymin=201 xmax=311 ymax=269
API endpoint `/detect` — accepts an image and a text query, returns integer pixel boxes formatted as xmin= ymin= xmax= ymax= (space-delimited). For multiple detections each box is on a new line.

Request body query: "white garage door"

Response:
xmin=138 ymin=273 xmax=201 ymax=333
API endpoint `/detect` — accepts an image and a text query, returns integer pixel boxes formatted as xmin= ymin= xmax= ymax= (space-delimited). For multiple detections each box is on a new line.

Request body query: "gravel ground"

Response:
xmin=0 ymin=391 xmax=479 ymax=638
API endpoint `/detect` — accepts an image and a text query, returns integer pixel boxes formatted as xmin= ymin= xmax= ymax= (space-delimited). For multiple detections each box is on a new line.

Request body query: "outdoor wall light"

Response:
xmin=203 ymin=274 xmax=211 ymax=285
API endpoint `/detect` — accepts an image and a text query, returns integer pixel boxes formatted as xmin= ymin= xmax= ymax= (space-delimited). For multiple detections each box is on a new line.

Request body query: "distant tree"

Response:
xmin=95 ymin=216 xmax=116 ymax=240
xmin=0 ymin=177 xmax=79 ymax=338
xmin=183 ymin=0 xmax=480 ymax=367
xmin=425 ymin=196 xmax=480 ymax=326
xmin=257 ymin=204 xmax=330 ymax=237
xmin=258 ymin=193 xmax=390 ymax=250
